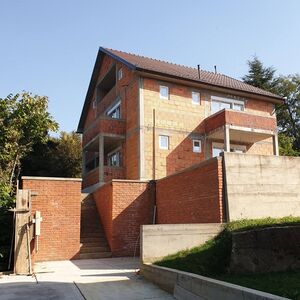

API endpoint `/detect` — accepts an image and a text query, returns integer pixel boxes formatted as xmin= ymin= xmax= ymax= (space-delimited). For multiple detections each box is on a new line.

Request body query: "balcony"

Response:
xmin=83 ymin=117 xmax=126 ymax=146
xmin=104 ymin=166 xmax=125 ymax=182
xmin=82 ymin=167 xmax=99 ymax=189
xmin=205 ymin=109 xmax=277 ymax=144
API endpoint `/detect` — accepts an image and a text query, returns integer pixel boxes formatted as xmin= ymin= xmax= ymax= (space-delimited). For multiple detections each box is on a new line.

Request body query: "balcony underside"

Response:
xmin=207 ymin=125 xmax=274 ymax=144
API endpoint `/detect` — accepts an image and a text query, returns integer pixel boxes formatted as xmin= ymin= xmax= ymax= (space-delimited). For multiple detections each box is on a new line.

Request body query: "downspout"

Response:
xmin=152 ymin=109 xmax=156 ymax=180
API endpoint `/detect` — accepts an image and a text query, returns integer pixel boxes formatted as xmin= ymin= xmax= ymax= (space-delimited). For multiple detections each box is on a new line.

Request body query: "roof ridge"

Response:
xmin=104 ymin=47 xmax=220 ymax=76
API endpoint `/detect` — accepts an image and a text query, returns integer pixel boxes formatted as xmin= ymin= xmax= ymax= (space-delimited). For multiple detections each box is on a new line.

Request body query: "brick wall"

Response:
xmin=142 ymin=77 xmax=277 ymax=180
xmin=93 ymin=182 xmax=113 ymax=246
xmin=22 ymin=177 xmax=82 ymax=262
xmin=156 ymin=157 xmax=224 ymax=224
xmin=93 ymin=180 xmax=155 ymax=256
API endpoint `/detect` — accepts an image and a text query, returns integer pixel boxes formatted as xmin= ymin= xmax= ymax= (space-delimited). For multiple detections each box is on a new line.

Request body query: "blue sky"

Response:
xmin=1 ymin=0 xmax=299 ymax=133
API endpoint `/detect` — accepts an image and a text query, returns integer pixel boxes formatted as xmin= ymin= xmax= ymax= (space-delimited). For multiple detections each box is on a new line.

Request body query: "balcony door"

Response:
xmin=212 ymin=142 xmax=246 ymax=157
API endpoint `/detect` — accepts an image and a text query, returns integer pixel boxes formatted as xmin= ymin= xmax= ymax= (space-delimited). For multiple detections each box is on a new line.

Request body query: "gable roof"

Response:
xmin=77 ymin=47 xmax=282 ymax=132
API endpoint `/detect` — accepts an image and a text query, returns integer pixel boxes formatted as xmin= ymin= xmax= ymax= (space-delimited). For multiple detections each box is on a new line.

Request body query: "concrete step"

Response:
xmin=80 ymin=230 xmax=105 ymax=238
xmin=80 ymin=241 xmax=109 ymax=248
xmin=80 ymin=237 xmax=107 ymax=243
xmin=80 ymin=246 xmax=111 ymax=253
xmin=80 ymin=252 xmax=112 ymax=259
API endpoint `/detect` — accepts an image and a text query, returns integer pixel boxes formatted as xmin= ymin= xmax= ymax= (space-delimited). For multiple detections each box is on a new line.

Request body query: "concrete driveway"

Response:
xmin=0 ymin=258 xmax=174 ymax=300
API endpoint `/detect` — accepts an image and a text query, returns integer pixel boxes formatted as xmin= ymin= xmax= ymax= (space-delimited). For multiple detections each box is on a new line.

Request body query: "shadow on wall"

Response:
xmin=94 ymin=181 xmax=156 ymax=257
xmin=165 ymin=122 xmax=207 ymax=176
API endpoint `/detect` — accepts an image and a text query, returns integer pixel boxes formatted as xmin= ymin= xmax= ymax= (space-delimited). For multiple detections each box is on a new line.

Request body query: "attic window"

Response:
xmin=160 ymin=85 xmax=169 ymax=99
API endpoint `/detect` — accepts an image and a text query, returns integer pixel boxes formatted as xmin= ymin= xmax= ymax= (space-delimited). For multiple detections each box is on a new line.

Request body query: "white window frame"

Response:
xmin=192 ymin=91 xmax=200 ymax=105
xmin=211 ymin=96 xmax=245 ymax=114
xmin=159 ymin=85 xmax=169 ymax=100
xmin=159 ymin=135 xmax=169 ymax=150
xmin=106 ymin=100 xmax=121 ymax=119
xmin=117 ymin=68 xmax=123 ymax=80
xmin=192 ymin=139 xmax=202 ymax=153
xmin=107 ymin=147 xmax=121 ymax=167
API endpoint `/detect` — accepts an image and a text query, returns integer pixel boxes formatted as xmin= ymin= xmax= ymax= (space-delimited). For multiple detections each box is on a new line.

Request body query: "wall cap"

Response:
xmin=22 ymin=176 xmax=82 ymax=182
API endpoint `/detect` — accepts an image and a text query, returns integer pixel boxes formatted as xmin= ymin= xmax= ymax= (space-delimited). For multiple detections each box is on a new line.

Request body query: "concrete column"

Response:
xmin=273 ymin=133 xmax=279 ymax=156
xmin=99 ymin=135 xmax=104 ymax=182
xmin=224 ymin=125 xmax=230 ymax=152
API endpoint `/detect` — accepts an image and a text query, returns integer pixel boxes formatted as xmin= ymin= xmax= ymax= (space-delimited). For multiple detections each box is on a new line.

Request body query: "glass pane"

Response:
xmin=160 ymin=86 xmax=169 ymax=99
xmin=193 ymin=140 xmax=201 ymax=152
xmin=212 ymin=147 xmax=223 ymax=157
xmin=220 ymin=102 xmax=231 ymax=110
xmin=160 ymin=136 xmax=169 ymax=149
xmin=211 ymin=101 xmax=220 ymax=114
xmin=192 ymin=92 xmax=200 ymax=104
xmin=233 ymin=103 xmax=243 ymax=111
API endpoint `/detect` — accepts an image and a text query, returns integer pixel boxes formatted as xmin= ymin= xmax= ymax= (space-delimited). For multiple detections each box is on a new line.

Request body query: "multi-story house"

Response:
xmin=77 ymin=47 xmax=282 ymax=192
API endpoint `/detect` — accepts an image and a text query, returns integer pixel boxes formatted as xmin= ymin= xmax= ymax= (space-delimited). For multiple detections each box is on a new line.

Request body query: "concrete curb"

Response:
xmin=141 ymin=263 xmax=290 ymax=300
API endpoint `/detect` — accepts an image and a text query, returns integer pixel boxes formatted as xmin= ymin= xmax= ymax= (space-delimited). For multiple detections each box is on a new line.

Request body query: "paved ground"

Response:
xmin=0 ymin=257 xmax=174 ymax=300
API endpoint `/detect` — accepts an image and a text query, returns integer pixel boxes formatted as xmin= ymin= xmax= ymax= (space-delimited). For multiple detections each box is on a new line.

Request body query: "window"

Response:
xmin=106 ymin=100 xmax=121 ymax=119
xmin=192 ymin=91 xmax=200 ymax=105
xmin=160 ymin=85 xmax=169 ymax=99
xmin=211 ymin=96 xmax=245 ymax=114
xmin=193 ymin=140 xmax=201 ymax=153
xmin=159 ymin=135 xmax=169 ymax=150
xmin=117 ymin=68 xmax=123 ymax=80
xmin=108 ymin=150 xmax=121 ymax=167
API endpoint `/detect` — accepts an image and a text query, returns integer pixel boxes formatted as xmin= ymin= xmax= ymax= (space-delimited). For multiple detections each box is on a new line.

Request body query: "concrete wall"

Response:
xmin=22 ymin=176 xmax=82 ymax=262
xmin=141 ymin=264 xmax=288 ymax=300
xmin=223 ymin=153 xmax=300 ymax=220
xmin=141 ymin=224 xmax=223 ymax=263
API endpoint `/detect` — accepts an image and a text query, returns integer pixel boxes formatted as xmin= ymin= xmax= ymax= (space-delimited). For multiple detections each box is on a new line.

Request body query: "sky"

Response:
xmin=0 ymin=0 xmax=299 ymax=133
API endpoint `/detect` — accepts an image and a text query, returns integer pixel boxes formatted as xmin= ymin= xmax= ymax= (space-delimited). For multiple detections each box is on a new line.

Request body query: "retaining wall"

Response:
xmin=141 ymin=223 xmax=223 ymax=263
xmin=223 ymin=153 xmax=300 ymax=220
xmin=141 ymin=264 xmax=288 ymax=300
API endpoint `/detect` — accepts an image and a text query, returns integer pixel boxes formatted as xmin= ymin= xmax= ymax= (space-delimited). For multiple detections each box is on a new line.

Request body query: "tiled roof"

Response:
xmin=103 ymin=47 xmax=282 ymax=100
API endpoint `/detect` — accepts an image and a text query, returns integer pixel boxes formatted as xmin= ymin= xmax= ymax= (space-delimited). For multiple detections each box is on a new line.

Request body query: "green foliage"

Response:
xmin=155 ymin=217 xmax=300 ymax=276
xmin=0 ymin=92 xmax=58 ymax=192
xmin=217 ymin=271 xmax=300 ymax=300
xmin=242 ymin=56 xmax=278 ymax=92
xmin=243 ymin=57 xmax=300 ymax=154
xmin=278 ymin=133 xmax=300 ymax=156
xmin=155 ymin=217 xmax=300 ymax=298
xmin=21 ymin=131 xmax=82 ymax=178
xmin=276 ymin=75 xmax=300 ymax=152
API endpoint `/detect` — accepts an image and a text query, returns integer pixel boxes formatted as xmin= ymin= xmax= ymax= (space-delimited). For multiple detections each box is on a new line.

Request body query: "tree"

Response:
xmin=242 ymin=57 xmax=300 ymax=155
xmin=275 ymin=75 xmax=300 ymax=152
xmin=242 ymin=56 xmax=279 ymax=92
xmin=0 ymin=92 xmax=58 ymax=206
xmin=21 ymin=131 xmax=82 ymax=178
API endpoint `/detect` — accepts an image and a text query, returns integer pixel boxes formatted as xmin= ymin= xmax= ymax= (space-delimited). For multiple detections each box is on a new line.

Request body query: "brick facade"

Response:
xmin=156 ymin=157 xmax=224 ymax=224
xmin=93 ymin=180 xmax=155 ymax=257
xmin=22 ymin=177 xmax=82 ymax=262
xmin=92 ymin=157 xmax=224 ymax=256
xmin=80 ymin=50 xmax=279 ymax=190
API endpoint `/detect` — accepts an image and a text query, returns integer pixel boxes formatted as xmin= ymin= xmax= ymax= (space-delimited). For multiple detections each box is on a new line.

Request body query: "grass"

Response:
xmin=154 ymin=217 xmax=300 ymax=299
xmin=216 ymin=271 xmax=300 ymax=300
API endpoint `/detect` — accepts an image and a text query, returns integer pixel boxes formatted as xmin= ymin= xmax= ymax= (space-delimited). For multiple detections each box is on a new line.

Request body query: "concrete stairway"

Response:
xmin=80 ymin=195 xmax=112 ymax=259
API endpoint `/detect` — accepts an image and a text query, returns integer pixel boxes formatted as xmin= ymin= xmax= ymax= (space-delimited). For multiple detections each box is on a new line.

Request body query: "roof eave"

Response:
xmin=135 ymin=68 xmax=283 ymax=104
xmin=77 ymin=47 xmax=137 ymax=133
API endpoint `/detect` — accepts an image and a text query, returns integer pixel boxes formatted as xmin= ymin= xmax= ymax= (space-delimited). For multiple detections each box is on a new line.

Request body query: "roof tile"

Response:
xmin=104 ymin=47 xmax=281 ymax=100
